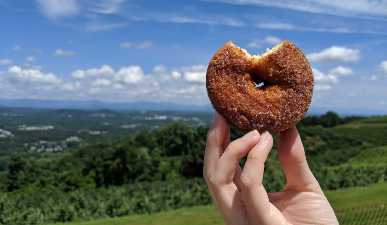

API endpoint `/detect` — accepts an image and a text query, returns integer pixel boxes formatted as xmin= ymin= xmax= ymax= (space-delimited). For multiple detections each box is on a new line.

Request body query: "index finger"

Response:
xmin=277 ymin=126 xmax=322 ymax=193
xmin=203 ymin=112 xmax=229 ymax=181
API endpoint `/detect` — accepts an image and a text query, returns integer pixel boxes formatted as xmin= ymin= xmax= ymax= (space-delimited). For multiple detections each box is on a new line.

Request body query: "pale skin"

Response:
xmin=203 ymin=112 xmax=339 ymax=225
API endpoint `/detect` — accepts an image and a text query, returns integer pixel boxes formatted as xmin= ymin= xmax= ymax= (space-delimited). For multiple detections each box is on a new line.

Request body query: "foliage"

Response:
xmin=0 ymin=110 xmax=386 ymax=223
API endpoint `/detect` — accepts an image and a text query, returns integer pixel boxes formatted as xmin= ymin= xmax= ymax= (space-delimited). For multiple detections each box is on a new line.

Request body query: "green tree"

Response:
xmin=157 ymin=122 xmax=196 ymax=156
xmin=6 ymin=154 xmax=27 ymax=192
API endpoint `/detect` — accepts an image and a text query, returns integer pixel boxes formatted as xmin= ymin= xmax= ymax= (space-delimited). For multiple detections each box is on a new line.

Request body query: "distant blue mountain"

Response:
xmin=0 ymin=98 xmax=214 ymax=112
xmin=0 ymin=98 xmax=386 ymax=116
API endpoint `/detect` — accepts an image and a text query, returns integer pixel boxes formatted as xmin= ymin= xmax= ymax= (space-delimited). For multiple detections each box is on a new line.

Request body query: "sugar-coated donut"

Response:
xmin=206 ymin=40 xmax=314 ymax=134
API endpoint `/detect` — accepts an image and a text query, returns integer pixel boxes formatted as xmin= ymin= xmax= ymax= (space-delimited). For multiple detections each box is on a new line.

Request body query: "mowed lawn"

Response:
xmin=48 ymin=182 xmax=387 ymax=225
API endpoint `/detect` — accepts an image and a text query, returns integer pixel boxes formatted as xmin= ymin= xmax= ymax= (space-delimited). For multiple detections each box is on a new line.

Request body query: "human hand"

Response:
xmin=203 ymin=112 xmax=338 ymax=225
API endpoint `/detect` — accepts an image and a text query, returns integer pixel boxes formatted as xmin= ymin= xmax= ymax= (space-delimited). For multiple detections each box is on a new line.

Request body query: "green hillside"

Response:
xmin=1 ymin=111 xmax=387 ymax=224
xmin=348 ymin=115 xmax=387 ymax=124
xmin=344 ymin=145 xmax=387 ymax=168
xmin=331 ymin=123 xmax=387 ymax=147
xmin=47 ymin=182 xmax=387 ymax=225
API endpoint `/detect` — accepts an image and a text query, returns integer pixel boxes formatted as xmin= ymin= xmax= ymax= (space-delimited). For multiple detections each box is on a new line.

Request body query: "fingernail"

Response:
xmin=211 ymin=112 xmax=219 ymax=125
xmin=241 ymin=129 xmax=258 ymax=140
xmin=259 ymin=131 xmax=269 ymax=143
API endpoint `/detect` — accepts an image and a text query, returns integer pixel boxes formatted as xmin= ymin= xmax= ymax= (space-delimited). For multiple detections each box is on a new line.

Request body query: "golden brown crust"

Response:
xmin=206 ymin=40 xmax=314 ymax=134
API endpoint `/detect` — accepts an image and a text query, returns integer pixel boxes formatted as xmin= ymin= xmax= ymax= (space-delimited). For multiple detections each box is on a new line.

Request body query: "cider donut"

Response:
xmin=206 ymin=40 xmax=314 ymax=134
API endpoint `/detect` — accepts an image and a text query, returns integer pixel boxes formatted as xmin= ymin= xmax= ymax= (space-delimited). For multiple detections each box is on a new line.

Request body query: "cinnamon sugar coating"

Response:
xmin=206 ymin=40 xmax=314 ymax=134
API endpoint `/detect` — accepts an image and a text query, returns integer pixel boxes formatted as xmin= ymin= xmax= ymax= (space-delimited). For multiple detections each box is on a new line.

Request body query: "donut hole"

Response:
xmin=254 ymin=81 xmax=265 ymax=88
xmin=251 ymin=75 xmax=268 ymax=90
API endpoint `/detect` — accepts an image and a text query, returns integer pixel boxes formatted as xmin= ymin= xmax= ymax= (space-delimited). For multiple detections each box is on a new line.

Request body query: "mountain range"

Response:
xmin=0 ymin=98 xmax=386 ymax=116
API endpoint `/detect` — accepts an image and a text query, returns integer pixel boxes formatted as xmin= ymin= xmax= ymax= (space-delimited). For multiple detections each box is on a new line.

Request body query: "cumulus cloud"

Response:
xmin=176 ymin=65 xmax=207 ymax=83
xmin=120 ymin=42 xmax=132 ymax=48
xmin=328 ymin=66 xmax=353 ymax=76
xmin=247 ymin=36 xmax=282 ymax=48
xmin=112 ymin=83 xmax=124 ymax=89
xmin=62 ymin=81 xmax=81 ymax=91
xmin=92 ymin=78 xmax=111 ymax=86
xmin=86 ymin=64 xmax=114 ymax=77
xmin=25 ymin=56 xmax=37 ymax=62
xmin=71 ymin=70 xmax=86 ymax=79
xmin=307 ymin=46 xmax=360 ymax=63
xmin=12 ymin=45 xmax=21 ymax=51
xmin=171 ymin=70 xmax=182 ymax=79
xmin=312 ymin=68 xmax=338 ymax=84
xmin=377 ymin=60 xmax=387 ymax=74
xmin=1 ymin=66 xmax=62 ymax=84
xmin=0 ymin=59 xmax=13 ymax=66
xmin=153 ymin=65 xmax=168 ymax=74
xmin=54 ymin=49 xmax=75 ymax=56
xmin=0 ymin=63 xmax=210 ymax=104
xmin=136 ymin=41 xmax=154 ymax=49
xmin=115 ymin=66 xmax=144 ymax=84
xmin=153 ymin=64 xmax=176 ymax=82
xmin=36 ymin=0 xmax=79 ymax=19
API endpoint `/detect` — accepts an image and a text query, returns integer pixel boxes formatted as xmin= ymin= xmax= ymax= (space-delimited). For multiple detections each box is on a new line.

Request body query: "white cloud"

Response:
xmin=25 ymin=56 xmax=37 ymax=62
xmin=133 ymin=13 xmax=245 ymax=27
xmin=71 ymin=70 xmax=86 ymax=79
xmin=120 ymin=42 xmax=132 ymax=48
xmin=22 ymin=63 xmax=42 ymax=70
xmin=153 ymin=65 xmax=168 ymax=74
xmin=313 ymin=68 xmax=339 ymax=84
xmin=0 ymin=59 xmax=13 ymax=66
xmin=85 ymin=22 xmax=127 ymax=31
xmin=178 ymin=65 xmax=207 ymax=83
xmin=307 ymin=46 xmax=360 ymax=63
xmin=314 ymin=85 xmax=331 ymax=90
xmin=2 ymin=66 xmax=62 ymax=84
xmin=115 ymin=66 xmax=144 ymax=84
xmin=85 ymin=0 xmax=125 ymax=14
xmin=328 ymin=66 xmax=353 ymax=76
xmin=12 ymin=45 xmax=21 ymax=51
xmin=86 ymin=64 xmax=114 ymax=77
xmin=54 ymin=49 xmax=75 ymax=56
xmin=247 ymin=36 xmax=282 ymax=48
xmin=153 ymin=65 xmax=176 ymax=82
xmin=113 ymin=83 xmax=124 ymax=89
xmin=136 ymin=41 xmax=154 ymax=49
xmin=92 ymin=78 xmax=111 ymax=86
xmin=36 ymin=0 xmax=79 ymax=19
xmin=377 ymin=60 xmax=387 ymax=75
xmin=88 ymin=87 xmax=101 ymax=94
xmin=62 ymin=82 xmax=81 ymax=91
xmin=203 ymin=0 xmax=387 ymax=18
xmin=33 ymin=48 xmax=42 ymax=54
xmin=255 ymin=23 xmax=294 ymax=30
xmin=171 ymin=70 xmax=181 ymax=79
xmin=361 ymin=75 xmax=382 ymax=82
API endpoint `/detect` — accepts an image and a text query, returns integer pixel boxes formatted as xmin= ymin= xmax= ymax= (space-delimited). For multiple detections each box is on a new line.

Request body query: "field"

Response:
xmin=47 ymin=182 xmax=387 ymax=225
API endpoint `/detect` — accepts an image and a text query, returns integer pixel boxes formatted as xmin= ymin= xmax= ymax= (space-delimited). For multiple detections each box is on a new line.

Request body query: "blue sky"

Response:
xmin=0 ymin=0 xmax=386 ymax=112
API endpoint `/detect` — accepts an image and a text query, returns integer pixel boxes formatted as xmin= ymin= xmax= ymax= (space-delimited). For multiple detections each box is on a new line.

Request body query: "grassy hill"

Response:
xmin=348 ymin=115 xmax=387 ymax=124
xmin=343 ymin=145 xmax=387 ymax=168
xmin=47 ymin=182 xmax=387 ymax=225
xmin=331 ymin=117 xmax=387 ymax=147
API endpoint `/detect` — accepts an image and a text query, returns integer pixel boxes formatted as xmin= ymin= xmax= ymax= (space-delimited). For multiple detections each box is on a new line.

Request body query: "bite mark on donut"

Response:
xmin=206 ymin=40 xmax=314 ymax=134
